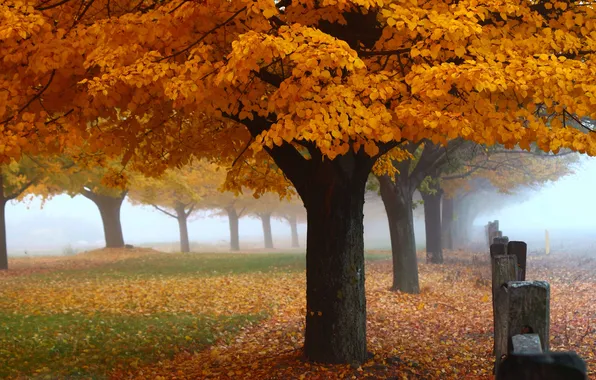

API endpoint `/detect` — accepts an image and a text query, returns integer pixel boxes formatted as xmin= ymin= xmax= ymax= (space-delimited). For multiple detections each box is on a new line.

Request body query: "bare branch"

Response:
xmin=152 ymin=204 xmax=178 ymax=219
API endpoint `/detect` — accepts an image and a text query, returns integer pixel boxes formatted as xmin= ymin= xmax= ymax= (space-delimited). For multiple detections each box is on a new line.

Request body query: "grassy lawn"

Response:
xmin=0 ymin=312 xmax=262 ymax=379
xmin=0 ymin=251 xmax=308 ymax=379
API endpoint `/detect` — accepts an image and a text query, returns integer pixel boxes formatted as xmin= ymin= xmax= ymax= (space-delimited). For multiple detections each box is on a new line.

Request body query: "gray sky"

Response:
xmin=482 ymin=155 xmax=596 ymax=230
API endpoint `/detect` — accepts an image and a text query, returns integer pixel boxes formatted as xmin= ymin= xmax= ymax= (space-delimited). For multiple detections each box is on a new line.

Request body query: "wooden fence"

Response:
xmin=486 ymin=221 xmax=588 ymax=379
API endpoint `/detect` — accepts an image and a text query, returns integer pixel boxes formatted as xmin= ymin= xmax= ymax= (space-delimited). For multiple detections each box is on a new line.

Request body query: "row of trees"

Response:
xmin=0 ymin=157 xmax=307 ymax=266
xmin=3 ymin=0 xmax=595 ymax=365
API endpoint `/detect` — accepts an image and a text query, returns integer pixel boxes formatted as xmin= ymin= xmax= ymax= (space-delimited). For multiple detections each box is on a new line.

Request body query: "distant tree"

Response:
xmin=214 ymin=157 xmax=295 ymax=251
xmin=246 ymin=193 xmax=282 ymax=249
xmin=441 ymin=148 xmax=578 ymax=249
xmin=0 ymin=157 xmax=49 ymax=270
xmin=129 ymin=161 xmax=220 ymax=252
xmin=38 ymin=156 xmax=129 ymax=248
xmin=274 ymin=195 xmax=306 ymax=248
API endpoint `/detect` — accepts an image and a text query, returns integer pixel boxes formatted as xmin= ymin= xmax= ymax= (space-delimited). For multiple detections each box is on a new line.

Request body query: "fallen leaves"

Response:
xmin=1 ymin=250 xmax=595 ymax=379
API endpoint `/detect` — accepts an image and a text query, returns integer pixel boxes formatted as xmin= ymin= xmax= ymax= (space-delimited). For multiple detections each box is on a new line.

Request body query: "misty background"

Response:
xmin=7 ymin=156 xmax=596 ymax=257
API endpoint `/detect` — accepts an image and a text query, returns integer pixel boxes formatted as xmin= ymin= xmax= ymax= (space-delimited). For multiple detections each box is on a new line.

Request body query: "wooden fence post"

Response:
xmin=494 ymin=281 xmax=550 ymax=371
xmin=487 ymin=220 xmax=500 ymax=247
xmin=508 ymin=241 xmax=527 ymax=281
xmin=489 ymin=234 xmax=588 ymax=379
xmin=494 ymin=236 xmax=510 ymax=249
xmin=491 ymin=245 xmax=518 ymax=362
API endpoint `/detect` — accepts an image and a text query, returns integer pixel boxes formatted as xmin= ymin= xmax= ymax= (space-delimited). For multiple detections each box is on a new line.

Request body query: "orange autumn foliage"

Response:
xmin=0 ymin=0 xmax=595 ymax=180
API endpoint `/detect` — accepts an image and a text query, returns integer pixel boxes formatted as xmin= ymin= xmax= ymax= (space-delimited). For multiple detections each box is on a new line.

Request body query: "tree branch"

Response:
xmin=358 ymin=48 xmax=411 ymax=57
xmin=35 ymin=0 xmax=74 ymax=10
xmin=490 ymin=149 xmax=575 ymax=157
xmin=5 ymin=176 xmax=40 ymax=201
xmin=257 ymin=68 xmax=284 ymax=87
xmin=157 ymin=6 xmax=247 ymax=62
xmin=442 ymin=165 xmax=482 ymax=181
xmin=0 ymin=70 xmax=56 ymax=126
xmin=79 ymin=187 xmax=96 ymax=201
xmin=152 ymin=204 xmax=178 ymax=219
xmin=185 ymin=203 xmax=196 ymax=217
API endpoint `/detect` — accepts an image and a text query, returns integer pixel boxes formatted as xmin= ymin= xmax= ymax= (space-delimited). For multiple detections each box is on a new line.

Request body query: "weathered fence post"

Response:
xmin=494 ymin=236 xmax=510 ymax=250
xmin=494 ymin=281 xmax=550 ymax=371
xmin=508 ymin=241 xmax=527 ymax=281
xmin=489 ymin=235 xmax=588 ymax=379
xmin=487 ymin=220 xmax=499 ymax=247
xmin=490 ymin=245 xmax=517 ymax=297
xmin=490 ymin=243 xmax=518 ymax=360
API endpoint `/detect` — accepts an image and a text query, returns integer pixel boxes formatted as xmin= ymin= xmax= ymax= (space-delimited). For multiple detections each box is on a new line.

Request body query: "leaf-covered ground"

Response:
xmin=1 ymin=249 xmax=595 ymax=379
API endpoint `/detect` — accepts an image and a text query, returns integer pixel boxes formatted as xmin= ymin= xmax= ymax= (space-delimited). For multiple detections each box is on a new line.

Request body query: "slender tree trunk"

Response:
xmin=421 ymin=186 xmax=443 ymax=264
xmin=260 ymin=213 xmax=274 ymax=249
xmin=82 ymin=191 xmax=125 ymax=248
xmin=227 ymin=207 xmax=240 ymax=251
xmin=452 ymin=197 xmax=465 ymax=245
xmin=442 ymin=196 xmax=454 ymax=250
xmin=175 ymin=205 xmax=190 ymax=253
xmin=453 ymin=197 xmax=472 ymax=248
xmin=0 ymin=199 xmax=6 ymax=271
xmin=300 ymin=157 xmax=371 ymax=364
xmin=378 ymin=176 xmax=419 ymax=294
xmin=288 ymin=214 xmax=300 ymax=248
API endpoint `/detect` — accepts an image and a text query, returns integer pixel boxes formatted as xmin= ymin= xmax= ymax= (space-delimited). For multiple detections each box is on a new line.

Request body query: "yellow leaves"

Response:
xmin=363 ymin=141 xmax=379 ymax=156
xmin=454 ymin=46 xmax=466 ymax=58
xmin=262 ymin=8 xmax=277 ymax=19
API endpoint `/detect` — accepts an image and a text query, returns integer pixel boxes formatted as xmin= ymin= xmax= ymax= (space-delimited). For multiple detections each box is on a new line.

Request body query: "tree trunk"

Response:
xmin=227 ymin=207 xmax=240 ymax=251
xmin=0 ymin=199 xmax=6 ymax=271
xmin=453 ymin=196 xmax=469 ymax=247
xmin=243 ymin=114 xmax=377 ymax=364
xmin=453 ymin=196 xmax=480 ymax=248
xmin=378 ymin=176 xmax=419 ymax=294
xmin=300 ymin=157 xmax=371 ymax=364
xmin=82 ymin=191 xmax=125 ymax=248
xmin=260 ymin=213 xmax=274 ymax=249
xmin=288 ymin=214 xmax=300 ymax=248
xmin=175 ymin=205 xmax=190 ymax=253
xmin=442 ymin=196 xmax=454 ymax=250
xmin=421 ymin=186 xmax=443 ymax=264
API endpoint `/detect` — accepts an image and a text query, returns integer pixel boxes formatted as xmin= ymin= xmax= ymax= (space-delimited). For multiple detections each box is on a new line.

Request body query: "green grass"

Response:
xmin=34 ymin=251 xmax=390 ymax=281
xmin=25 ymin=252 xmax=306 ymax=282
xmin=97 ymin=252 xmax=307 ymax=278
xmin=1 ymin=251 xmax=391 ymax=378
xmin=0 ymin=312 xmax=263 ymax=379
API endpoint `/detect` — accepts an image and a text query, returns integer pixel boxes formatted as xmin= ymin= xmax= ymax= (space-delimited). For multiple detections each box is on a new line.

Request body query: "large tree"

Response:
xmin=377 ymin=140 xmax=466 ymax=292
xmin=3 ymin=0 xmax=596 ymax=364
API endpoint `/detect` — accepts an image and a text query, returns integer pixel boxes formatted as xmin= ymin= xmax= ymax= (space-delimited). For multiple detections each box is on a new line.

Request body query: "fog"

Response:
xmin=6 ymin=156 xmax=596 ymax=256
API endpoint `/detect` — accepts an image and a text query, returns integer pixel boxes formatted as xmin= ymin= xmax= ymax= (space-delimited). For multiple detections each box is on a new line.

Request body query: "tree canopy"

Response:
xmin=2 ymin=0 xmax=596 ymax=174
